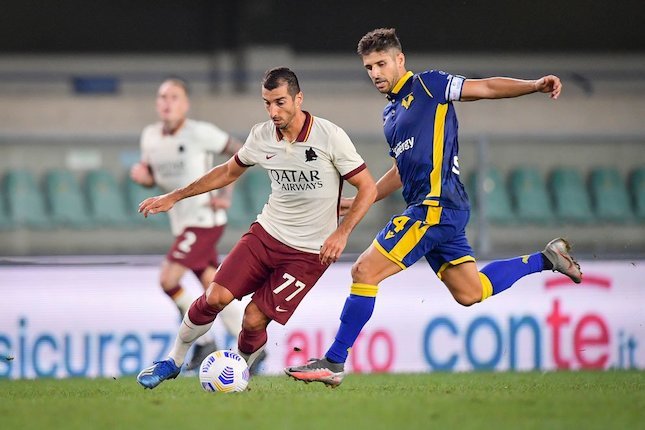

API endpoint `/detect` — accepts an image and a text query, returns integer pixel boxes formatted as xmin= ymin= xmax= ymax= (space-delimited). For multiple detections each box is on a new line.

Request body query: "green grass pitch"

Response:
xmin=2 ymin=371 xmax=643 ymax=430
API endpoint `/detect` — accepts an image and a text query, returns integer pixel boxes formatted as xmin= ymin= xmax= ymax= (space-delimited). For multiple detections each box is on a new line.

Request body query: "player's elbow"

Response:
xmin=357 ymin=177 xmax=377 ymax=203
xmin=365 ymin=182 xmax=378 ymax=204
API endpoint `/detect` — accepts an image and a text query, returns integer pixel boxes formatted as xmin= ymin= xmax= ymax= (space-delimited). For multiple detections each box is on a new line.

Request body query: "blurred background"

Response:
xmin=1 ymin=0 xmax=644 ymax=259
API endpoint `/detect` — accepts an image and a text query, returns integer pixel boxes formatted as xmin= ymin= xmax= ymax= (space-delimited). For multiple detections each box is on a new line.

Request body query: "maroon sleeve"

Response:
xmin=342 ymin=163 xmax=367 ymax=180
xmin=234 ymin=153 xmax=254 ymax=168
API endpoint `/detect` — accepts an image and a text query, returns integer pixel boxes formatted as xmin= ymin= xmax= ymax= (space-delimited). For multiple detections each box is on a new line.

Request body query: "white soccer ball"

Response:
xmin=198 ymin=350 xmax=250 ymax=393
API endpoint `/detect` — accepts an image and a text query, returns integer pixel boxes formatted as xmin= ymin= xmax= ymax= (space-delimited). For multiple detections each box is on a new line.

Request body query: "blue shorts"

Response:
xmin=373 ymin=204 xmax=476 ymax=277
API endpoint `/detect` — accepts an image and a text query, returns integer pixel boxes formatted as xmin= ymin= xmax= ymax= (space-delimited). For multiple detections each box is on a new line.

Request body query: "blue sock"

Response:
xmin=326 ymin=283 xmax=378 ymax=364
xmin=480 ymin=252 xmax=545 ymax=297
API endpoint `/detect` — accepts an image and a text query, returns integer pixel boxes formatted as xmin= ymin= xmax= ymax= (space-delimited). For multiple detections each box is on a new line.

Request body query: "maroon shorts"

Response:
xmin=166 ymin=225 xmax=225 ymax=271
xmin=214 ymin=223 xmax=330 ymax=325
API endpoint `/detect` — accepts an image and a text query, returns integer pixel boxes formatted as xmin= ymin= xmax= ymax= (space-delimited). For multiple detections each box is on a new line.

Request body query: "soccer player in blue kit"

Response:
xmin=285 ymin=28 xmax=583 ymax=386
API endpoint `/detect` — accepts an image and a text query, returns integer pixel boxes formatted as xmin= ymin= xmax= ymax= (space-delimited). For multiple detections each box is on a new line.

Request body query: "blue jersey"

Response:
xmin=383 ymin=70 xmax=469 ymax=210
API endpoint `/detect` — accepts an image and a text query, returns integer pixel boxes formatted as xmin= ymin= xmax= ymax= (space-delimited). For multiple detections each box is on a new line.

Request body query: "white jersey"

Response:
xmin=140 ymin=119 xmax=229 ymax=236
xmin=235 ymin=112 xmax=366 ymax=253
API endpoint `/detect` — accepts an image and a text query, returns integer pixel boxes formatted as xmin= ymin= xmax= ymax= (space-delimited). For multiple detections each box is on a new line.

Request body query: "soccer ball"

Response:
xmin=198 ymin=350 xmax=250 ymax=393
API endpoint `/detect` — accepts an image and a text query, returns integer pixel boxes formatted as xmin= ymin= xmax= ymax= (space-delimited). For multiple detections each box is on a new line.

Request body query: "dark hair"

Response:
xmin=262 ymin=67 xmax=300 ymax=97
xmin=161 ymin=77 xmax=190 ymax=96
xmin=357 ymin=28 xmax=402 ymax=56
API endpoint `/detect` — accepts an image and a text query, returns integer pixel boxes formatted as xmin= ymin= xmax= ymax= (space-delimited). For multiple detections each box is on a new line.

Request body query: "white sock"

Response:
xmin=168 ymin=313 xmax=214 ymax=366
xmin=237 ymin=342 xmax=267 ymax=369
xmin=173 ymin=289 xmax=195 ymax=317
xmin=218 ymin=300 xmax=243 ymax=338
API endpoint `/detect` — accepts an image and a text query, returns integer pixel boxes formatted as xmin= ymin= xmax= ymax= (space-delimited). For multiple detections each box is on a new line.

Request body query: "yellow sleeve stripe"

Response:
xmin=350 ymin=282 xmax=379 ymax=297
xmin=479 ymin=272 xmax=493 ymax=301
xmin=418 ymin=75 xmax=433 ymax=98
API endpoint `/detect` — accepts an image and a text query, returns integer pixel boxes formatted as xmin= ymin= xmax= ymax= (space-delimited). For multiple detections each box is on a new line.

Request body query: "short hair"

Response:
xmin=262 ymin=67 xmax=300 ymax=97
xmin=161 ymin=77 xmax=190 ymax=96
xmin=357 ymin=28 xmax=402 ymax=56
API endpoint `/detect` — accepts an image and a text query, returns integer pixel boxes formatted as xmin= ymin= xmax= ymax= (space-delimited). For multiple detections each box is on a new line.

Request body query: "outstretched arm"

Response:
xmin=320 ymin=168 xmax=377 ymax=265
xmin=139 ymin=156 xmax=247 ymax=217
xmin=460 ymin=75 xmax=562 ymax=101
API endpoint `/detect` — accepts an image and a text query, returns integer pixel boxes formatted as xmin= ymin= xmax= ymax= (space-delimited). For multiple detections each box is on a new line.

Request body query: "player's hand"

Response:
xmin=130 ymin=162 xmax=155 ymax=186
xmin=138 ymin=193 xmax=176 ymax=217
xmin=535 ymin=75 xmax=562 ymax=99
xmin=320 ymin=230 xmax=348 ymax=265
xmin=339 ymin=197 xmax=355 ymax=217
xmin=210 ymin=196 xmax=231 ymax=210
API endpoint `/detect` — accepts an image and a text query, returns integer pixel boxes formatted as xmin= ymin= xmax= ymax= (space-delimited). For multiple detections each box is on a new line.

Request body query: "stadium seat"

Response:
xmin=549 ymin=168 xmax=594 ymax=224
xmin=3 ymin=169 xmax=50 ymax=229
xmin=244 ymin=168 xmax=272 ymax=217
xmin=629 ymin=166 xmax=645 ymax=222
xmin=589 ymin=167 xmax=632 ymax=223
xmin=0 ymin=188 xmax=13 ymax=230
xmin=509 ymin=167 xmax=554 ymax=224
xmin=467 ymin=167 xmax=516 ymax=225
xmin=84 ymin=169 xmax=132 ymax=227
xmin=226 ymin=174 xmax=255 ymax=228
xmin=124 ymin=177 xmax=169 ymax=229
xmin=44 ymin=169 xmax=93 ymax=229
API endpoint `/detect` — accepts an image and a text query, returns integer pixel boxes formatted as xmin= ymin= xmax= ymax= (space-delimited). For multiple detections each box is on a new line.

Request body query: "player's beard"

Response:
xmin=374 ymin=77 xmax=392 ymax=94
xmin=274 ymin=112 xmax=294 ymax=130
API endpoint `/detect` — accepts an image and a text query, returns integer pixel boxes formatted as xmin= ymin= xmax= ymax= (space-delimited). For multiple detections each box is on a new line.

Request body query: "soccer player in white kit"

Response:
xmin=130 ymin=78 xmax=246 ymax=371
xmin=136 ymin=68 xmax=377 ymax=389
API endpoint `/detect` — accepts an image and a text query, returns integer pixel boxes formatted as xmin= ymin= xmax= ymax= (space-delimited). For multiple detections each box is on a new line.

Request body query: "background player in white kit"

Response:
xmin=130 ymin=78 xmax=247 ymax=371
xmin=136 ymin=67 xmax=377 ymax=389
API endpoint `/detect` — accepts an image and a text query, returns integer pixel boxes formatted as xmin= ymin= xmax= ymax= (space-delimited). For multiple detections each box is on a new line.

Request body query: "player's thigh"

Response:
xmin=159 ymin=259 xmax=188 ymax=289
xmin=423 ymin=208 xmax=474 ymax=278
xmin=373 ymin=205 xmax=447 ymax=273
xmin=441 ymin=262 xmax=483 ymax=306
xmin=351 ymin=244 xmax=402 ymax=285
xmin=252 ymin=250 xmax=329 ymax=325
xmin=166 ymin=226 xmax=223 ymax=272
xmin=213 ymin=224 xmax=272 ymax=299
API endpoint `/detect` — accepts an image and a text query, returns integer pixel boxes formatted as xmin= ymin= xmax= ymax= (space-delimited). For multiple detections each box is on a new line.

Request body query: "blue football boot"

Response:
xmin=137 ymin=358 xmax=181 ymax=389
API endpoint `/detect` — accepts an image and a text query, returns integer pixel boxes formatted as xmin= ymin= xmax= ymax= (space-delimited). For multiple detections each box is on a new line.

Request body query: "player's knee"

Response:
xmin=351 ymin=259 xmax=373 ymax=283
xmin=204 ymin=284 xmax=231 ymax=311
xmin=159 ymin=274 xmax=176 ymax=291
xmin=452 ymin=290 xmax=482 ymax=307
